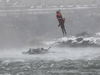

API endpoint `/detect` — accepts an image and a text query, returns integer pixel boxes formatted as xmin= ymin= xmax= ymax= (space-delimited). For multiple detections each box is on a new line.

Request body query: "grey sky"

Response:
xmin=0 ymin=0 xmax=100 ymax=48
xmin=0 ymin=0 xmax=100 ymax=6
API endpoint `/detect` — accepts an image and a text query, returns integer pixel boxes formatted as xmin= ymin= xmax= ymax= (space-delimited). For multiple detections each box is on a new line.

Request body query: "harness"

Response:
xmin=56 ymin=13 xmax=62 ymax=19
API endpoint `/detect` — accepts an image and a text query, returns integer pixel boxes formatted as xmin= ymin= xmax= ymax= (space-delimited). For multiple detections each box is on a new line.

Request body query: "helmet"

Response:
xmin=56 ymin=11 xmax=59 ymax=14
xmin=58 ymin=10 xmax=60 ymax=12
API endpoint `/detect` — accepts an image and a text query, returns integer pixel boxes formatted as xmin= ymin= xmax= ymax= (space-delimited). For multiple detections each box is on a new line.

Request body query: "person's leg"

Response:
xmin=64 ymin=27 xmax=67 ymax=34
xmin=58 ymin=19 xmax=61 ymax=27
xmin=58 ymin=24 xmax=60 ymax=27
xmin=61 ymin=25 xmax=65 ymax=35
xmin=61 ymin=27 xmax=64 ymax=36
xmin=62 ymin=28 xmax=65 ymax=36
xmin=63 ymin=25 xmax=67 ymax=35
xmin=58 ymin=19 xmax=61 ymax=24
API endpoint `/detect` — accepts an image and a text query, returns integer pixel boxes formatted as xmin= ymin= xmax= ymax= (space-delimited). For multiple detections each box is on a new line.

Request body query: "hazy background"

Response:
xmin=0 ymin=0 xmax=100 ymax=48
xmin=0 ymin=1 xmax=100 ymax=75
xmin=0 ymin=0 xmax=100 ymax=7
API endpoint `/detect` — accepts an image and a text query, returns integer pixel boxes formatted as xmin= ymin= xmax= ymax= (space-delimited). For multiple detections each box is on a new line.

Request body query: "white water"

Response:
xmin=0 ymin=47 xmax=100 ymax=61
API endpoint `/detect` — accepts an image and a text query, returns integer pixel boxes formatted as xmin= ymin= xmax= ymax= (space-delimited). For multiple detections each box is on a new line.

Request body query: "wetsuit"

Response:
xmin=56 ymin=12 xmax=62 ymax=26
xmin=59 ymin=18 xmax=67 ymax=36
xmin=56 ymin=10 xmax=67 ymax=36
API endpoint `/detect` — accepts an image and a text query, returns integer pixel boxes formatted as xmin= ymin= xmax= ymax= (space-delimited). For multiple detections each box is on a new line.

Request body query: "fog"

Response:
xmin=0 ymin=0 xmax=100 ymax=6
xmin=0 ymin=47 xmax=100 ymax=61
xmin=0 ymin=2 xmax=100 ymax=75
xmin=0 ymin=0 xmax=100 ymax=49
xmin=0 ymin=8 xmax=100 ymax=48
xmin=0 ymin=1 xmax=100 ymax=75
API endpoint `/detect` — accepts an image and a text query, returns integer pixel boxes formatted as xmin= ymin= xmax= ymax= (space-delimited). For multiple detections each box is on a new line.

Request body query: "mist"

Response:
xmin=0 ymin=8 xmax=100 ymax=48
xmin=0 ymin=1 xmax=100 ymax=75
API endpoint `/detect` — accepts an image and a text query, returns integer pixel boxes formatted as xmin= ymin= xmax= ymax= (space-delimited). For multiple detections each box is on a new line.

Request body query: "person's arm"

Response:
xmin=63 ymin=18 xmax=65 ymax=22
xmin=58 ymin=24 xmax=61 ymax=27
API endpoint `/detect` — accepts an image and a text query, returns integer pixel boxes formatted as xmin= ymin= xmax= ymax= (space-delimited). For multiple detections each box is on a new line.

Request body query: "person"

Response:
xmin=56 ymin=10 xmax=67 ymax=36
xmin=58 ymin=18 xmax=67 ymax=36
xmin=56 ymin=10 xmax=62 ymax=25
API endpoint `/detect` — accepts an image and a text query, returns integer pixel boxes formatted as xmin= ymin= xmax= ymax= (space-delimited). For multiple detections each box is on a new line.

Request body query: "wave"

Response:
xmin=43 ymin=32 xmax=100 ymax=47
xmin=0 ymin=59 xmax=100 ymax=75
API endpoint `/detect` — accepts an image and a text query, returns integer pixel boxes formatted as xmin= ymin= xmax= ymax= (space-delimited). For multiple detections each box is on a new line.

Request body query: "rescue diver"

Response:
xmin=56 ymin=10 xmax=67 ymax=36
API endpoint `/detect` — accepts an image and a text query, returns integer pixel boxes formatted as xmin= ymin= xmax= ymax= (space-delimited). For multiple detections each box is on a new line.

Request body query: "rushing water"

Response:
xmin=0 ymin=7 xmax=100 ymax=75
xmin=0 ymin=47 xmax=100 ymax=75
